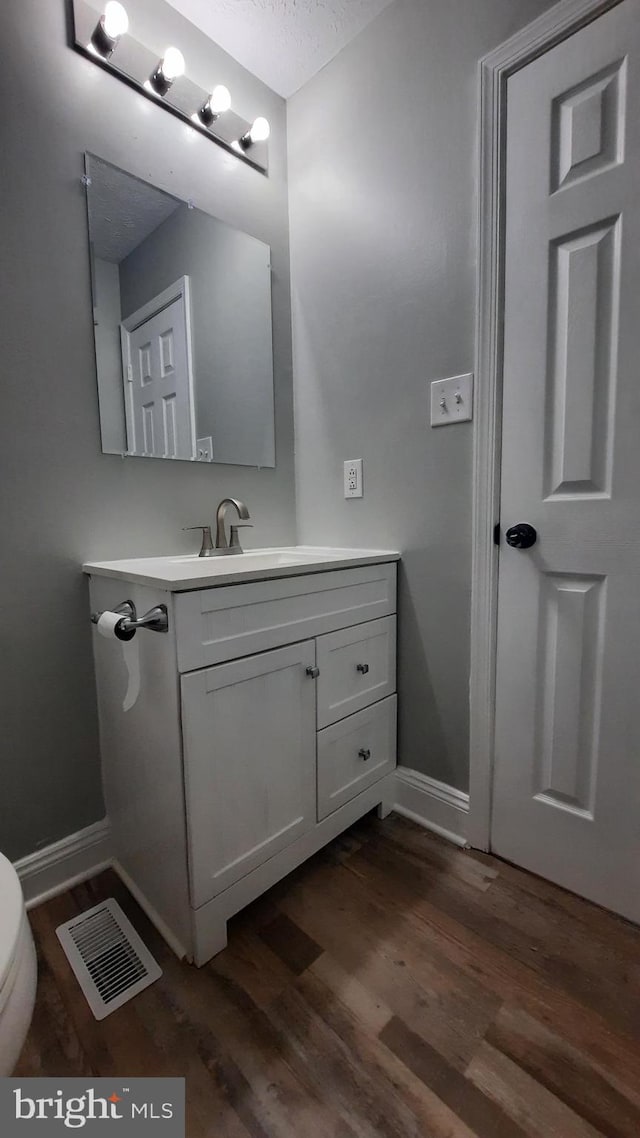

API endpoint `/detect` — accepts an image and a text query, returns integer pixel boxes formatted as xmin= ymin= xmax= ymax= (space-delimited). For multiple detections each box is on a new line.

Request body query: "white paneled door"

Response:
xmin=492 ymin=0 xmax=640 ymax=921
xmin=121 ymin=277 xmax=195 ymax=460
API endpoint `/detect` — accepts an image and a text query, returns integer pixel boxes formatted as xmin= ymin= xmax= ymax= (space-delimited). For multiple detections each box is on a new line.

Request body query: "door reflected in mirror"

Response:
xmin=85 ymin=154 xmax=275 ymax=467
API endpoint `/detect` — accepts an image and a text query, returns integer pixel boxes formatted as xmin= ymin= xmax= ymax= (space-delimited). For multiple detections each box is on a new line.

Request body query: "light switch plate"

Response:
xmin=196 ymin=437 xmax=213 ymax=461
xmin=430 ymin=373 xmax=474 ymax=427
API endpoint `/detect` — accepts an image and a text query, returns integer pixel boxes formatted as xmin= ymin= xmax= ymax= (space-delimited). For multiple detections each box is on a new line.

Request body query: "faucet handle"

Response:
xmin=229 ymin=523 xmax=253 ymax=553
xmin=183 ymin=525 xmax=214 ymax=557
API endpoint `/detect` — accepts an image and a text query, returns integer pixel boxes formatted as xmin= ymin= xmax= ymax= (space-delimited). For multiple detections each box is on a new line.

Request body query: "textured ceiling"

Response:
xmin=163 ymin=0 xmax=395 ymax=97
xmin=86 ymin=156 xmax=181 ymax=263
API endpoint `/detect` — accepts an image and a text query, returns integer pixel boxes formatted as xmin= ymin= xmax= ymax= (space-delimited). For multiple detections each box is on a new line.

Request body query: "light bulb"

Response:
xmin=250 ymin=116 xmax=270 ymax=142
xmin=162 ymin=46 xmax=185 ymax=80
xmin=209 ymin=85 xmax=231 ymax=115
xmin=103 ymin=1 xmax=128 ymax=38
xmin=90 ymin=1 xmax=127 ymax=56
xmin=196 ymin=84 xmax=232 ymax=127
xmin=238 ymin=115 xmax=270 ymax=150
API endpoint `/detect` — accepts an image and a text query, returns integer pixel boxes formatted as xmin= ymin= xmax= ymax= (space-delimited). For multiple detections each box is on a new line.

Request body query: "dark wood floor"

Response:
xmin=16 ymin=812 xmax=640 ymax=1138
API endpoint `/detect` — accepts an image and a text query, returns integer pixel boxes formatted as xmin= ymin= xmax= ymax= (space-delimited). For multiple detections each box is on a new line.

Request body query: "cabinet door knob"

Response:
xmin=358 ymin=748 xmax=371 ymax=761
xmin=356 ymin=663 xmax=369 ymax=674
xmin=306 ymin=666 xmax=320 ymax=679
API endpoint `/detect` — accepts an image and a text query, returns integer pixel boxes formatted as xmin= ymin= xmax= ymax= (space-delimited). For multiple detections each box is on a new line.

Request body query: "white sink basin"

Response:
xmin=83 ymin=546 xmax=399 ymax=591
xmin=168 ymin=549 xmax=328 ymax=569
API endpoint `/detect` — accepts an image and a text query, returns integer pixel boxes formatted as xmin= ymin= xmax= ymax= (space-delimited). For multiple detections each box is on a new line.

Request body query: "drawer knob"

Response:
xmin=358 ymin=748 xmax=371 ymax=761
xmin=306 ymin=666 xmax=320 ymax=679
xmin=356 ymin=663 xmax=370 ymax=674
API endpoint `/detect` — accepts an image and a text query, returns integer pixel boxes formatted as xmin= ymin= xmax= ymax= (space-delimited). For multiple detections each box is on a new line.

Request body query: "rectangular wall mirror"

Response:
xmin=85 ymin=154 xmax=275 ymax=467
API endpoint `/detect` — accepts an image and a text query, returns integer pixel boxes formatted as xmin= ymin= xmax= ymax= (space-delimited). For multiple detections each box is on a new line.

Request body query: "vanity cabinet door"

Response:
xmin=181 ymin=640 xmax=317 ymax=908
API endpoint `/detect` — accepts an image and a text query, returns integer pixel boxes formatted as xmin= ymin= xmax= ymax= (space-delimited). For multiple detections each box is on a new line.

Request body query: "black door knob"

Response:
xmin=505 ymin=523 xmax=537 ymax=549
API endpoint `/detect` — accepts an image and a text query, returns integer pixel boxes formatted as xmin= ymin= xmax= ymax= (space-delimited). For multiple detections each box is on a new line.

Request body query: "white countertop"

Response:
xmin=83 ymin=546 xmax=400 ymax=591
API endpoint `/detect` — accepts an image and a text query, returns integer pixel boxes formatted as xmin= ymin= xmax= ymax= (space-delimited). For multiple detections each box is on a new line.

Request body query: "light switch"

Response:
xmin=196 ymin=436 xmax=213 ymax=461
xmin=430 ymin=373 xmax=473 ymax=427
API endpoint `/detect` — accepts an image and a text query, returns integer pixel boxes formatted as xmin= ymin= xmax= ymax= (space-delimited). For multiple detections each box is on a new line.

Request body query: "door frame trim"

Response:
xmin=468 ymin=0 xmax=624 ymax=850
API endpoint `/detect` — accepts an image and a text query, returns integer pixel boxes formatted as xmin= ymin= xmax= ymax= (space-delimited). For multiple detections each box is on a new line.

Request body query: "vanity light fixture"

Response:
xmin=71 ymin=0 xmax=270 ymax=173
xmin=195 ymin=84 xmax=231 ymax=127
xmin=89 ymin=1 xmax=128 ymax=58
xmin=237 ymin=116 xmax=271 ymax=150
xmin=147 ymin=46 xmax=185 ymax=97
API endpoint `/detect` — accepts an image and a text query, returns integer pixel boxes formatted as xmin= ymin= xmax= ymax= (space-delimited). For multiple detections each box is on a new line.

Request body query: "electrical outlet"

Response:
xmin=344 ymin=458 xmax=363 ymax=498
xmin=430 ymin=373 xmax=473 ymax=427
xmin=196 ymin=436 xmax=213 ymax=461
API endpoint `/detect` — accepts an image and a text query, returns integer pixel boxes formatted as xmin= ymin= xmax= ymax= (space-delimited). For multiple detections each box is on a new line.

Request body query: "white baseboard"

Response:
xmin=11 ymin=772 xmax=469 ymax=911
xmin=393 ymin=768 xmax=470 ymax=847
xmin=112 ymin=859 xmax=189 ymax=962
xmin=14 ymin=819 xmax=113 ymax=909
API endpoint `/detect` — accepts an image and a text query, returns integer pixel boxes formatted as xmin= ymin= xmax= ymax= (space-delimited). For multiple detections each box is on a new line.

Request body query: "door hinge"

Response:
xmin=493 ymin=523 xmax=501 ymax=546
xmin=126 ymin=364 xmax=133 ymax=383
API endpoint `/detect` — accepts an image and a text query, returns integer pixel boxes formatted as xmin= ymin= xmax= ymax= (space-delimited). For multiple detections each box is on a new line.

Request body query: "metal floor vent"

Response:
xmin=56 ymin=898 xmax=162 ymax=1020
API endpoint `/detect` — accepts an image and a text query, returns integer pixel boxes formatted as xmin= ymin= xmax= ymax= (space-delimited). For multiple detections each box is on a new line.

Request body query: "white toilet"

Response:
xmin=0 ymin=852 xmax=37 ymax=1075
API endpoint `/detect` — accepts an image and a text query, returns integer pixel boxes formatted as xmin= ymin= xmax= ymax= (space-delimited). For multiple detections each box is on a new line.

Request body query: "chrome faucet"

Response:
xmin=184 ymin=499 xmax=252 ymax=557
xmin=215 ymin=498 xmax=252 ymax=554
xmin=183 ymin=525 xmax=215 ymax=557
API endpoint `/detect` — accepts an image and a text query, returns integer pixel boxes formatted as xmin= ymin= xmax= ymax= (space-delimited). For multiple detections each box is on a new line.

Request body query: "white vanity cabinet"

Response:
xmin=86 ymin=552 xmax=398 ymax=965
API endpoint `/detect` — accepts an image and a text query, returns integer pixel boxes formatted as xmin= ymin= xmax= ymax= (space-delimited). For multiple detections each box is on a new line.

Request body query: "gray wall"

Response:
xmin=93 ymin=257 xmax=126 ymax=454
xmin=119 ymin=203 xmax=274 ymax=467
xmin=288 ymin=0 xmax=556 ymax=790
xmin=0 ymin=0 xmax=294 ymax=861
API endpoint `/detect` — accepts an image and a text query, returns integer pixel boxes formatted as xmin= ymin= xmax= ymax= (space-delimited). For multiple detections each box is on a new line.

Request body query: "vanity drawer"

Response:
xmin=316 ymin=616 xmax=396 ymax=728
xmin=174 ymin=563 xmax=396 ymax=672
xmin=317 ymin=696 xmax=397 ymax=821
